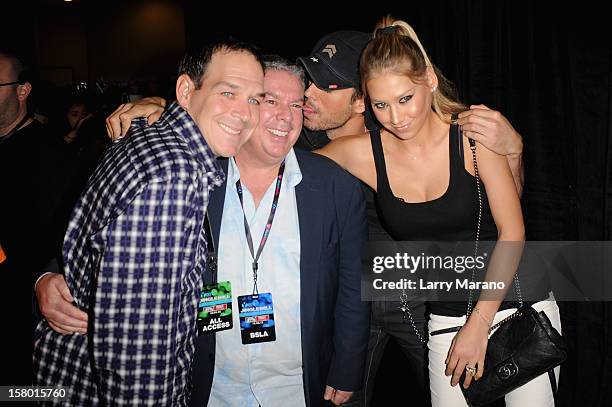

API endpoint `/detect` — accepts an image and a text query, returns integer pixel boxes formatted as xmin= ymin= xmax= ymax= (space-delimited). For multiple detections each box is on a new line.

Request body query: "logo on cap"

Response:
xmin=310 ymin=57 xmax=319 ymax=63
xmin=322 ymin=44 xmax=337 ymax=58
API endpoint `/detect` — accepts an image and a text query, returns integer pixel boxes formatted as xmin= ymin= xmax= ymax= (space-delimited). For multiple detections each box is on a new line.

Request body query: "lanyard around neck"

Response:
xmin=235 ymin=161 xmax=286 ymax=294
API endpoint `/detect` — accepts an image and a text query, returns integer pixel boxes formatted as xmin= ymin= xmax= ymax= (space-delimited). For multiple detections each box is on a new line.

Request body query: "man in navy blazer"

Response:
xmin=189 ymin=56 xmax=369 ymax=406
xmin=192 ymin=150 xmax=368 ymax=406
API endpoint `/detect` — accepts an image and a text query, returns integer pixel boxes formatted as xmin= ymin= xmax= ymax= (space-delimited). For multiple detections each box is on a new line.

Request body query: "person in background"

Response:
xmin=61 ymin=98 xmax=93 ymax=144
xmin=0 ymin=48 xmax=66 ymax=385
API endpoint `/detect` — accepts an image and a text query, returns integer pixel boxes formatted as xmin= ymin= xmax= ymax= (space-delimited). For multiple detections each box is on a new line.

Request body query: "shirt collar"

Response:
xmin=227 ymin=147 xmax=302 ymax=189
xmin=227 ymin=155 xmax=241 ymax=186
xmin=283 ymin=148 xmax=303 ymax=188
xmin=161 ymin=101 xmax=225 ymax=189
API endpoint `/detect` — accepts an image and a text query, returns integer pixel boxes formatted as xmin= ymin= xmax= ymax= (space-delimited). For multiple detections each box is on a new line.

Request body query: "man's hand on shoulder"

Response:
xmin=105 ymin=96 xmax=167 ymax=141
xmin=457 ymin=104 xmax=523 ymax=156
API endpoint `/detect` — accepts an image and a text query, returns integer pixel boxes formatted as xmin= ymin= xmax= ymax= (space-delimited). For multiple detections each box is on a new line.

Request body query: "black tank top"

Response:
xmin=370 ymin=122 xmax=499 ymax=316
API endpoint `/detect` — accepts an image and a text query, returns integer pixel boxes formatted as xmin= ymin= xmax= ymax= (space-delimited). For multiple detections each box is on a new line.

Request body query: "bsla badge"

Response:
xmin=238 ymin=292 xmax=276 ymax=344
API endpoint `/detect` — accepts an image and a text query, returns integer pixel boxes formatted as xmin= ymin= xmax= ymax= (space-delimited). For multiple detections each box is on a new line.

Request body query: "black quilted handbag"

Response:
xmin=460 ymin=303 xmax=567 ymax=406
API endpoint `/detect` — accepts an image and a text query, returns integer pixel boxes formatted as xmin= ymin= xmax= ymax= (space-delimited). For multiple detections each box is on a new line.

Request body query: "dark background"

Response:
xmin=5 ymin=1 xmax=611 ymax=405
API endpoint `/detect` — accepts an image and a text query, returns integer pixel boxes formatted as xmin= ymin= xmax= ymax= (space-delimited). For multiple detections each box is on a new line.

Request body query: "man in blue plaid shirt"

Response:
xmin=33 ymin=40 xmax=265 ymax=406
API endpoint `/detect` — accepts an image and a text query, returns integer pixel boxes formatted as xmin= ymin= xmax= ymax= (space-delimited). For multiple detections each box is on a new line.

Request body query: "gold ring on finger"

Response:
xmin=465 ymin=365 xmax=477 ymax=376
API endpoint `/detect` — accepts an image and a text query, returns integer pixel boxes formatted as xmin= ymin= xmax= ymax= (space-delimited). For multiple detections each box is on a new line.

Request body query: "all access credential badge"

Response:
xmin=197 ymin=281 xmax=233 ymax=335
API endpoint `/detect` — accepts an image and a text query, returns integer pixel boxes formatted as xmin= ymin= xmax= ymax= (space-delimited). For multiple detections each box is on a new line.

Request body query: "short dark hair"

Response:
xmin=177 ymin=39 xmax=264 ymax=89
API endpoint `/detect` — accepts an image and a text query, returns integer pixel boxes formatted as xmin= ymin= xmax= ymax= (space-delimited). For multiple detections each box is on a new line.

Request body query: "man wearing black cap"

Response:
xmin=296 ymin=31 xmax=373 ymax=149
xmin=296 ymin=30 xmax=526 ymax=406
xmin=298 ymin=31 xmax=428 ymax=406
xmin=297 ymin=31 xmax=393 ymax=244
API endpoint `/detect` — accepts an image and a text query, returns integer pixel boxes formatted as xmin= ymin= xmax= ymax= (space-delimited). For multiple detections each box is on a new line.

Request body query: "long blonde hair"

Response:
xmin=360 ymin=16 xmax=467 ymax=123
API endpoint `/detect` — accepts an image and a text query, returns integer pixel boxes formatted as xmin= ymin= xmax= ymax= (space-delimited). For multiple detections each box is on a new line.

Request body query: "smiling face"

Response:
xmin=366 ymin=70 xmax=434 ymax=140
xmin=238 ymin=69 xmax=304 ymax=166
xmin=181 ymin=50 xmax=265 ymax=157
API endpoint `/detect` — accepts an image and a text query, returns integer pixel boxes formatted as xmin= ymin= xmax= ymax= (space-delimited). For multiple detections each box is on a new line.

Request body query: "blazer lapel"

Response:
xmin=295 ymin=156 xmax=323 ymax=343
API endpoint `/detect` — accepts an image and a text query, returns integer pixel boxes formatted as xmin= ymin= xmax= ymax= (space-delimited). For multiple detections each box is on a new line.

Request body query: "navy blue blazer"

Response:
xmin=190 ymin=149 xmax=370 ymax=407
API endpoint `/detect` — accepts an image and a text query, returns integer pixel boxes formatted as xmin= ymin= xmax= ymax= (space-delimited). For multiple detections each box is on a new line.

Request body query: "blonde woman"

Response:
xmin=316 ymin=16 xmax=560 ymax=406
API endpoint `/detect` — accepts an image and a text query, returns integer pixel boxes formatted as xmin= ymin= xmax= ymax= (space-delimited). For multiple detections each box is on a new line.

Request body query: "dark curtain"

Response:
xmin=185 ymin=1 xmax=611 ymax=404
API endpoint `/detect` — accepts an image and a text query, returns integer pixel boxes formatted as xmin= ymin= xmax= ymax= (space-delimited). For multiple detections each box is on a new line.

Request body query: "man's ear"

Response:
xmin=176 ymin=74 xmax=196 ymax=110
xmin=16 ymin=81 xmax=32 ymax=102
xmin=351 ymin=93 xmax=366 ymax=115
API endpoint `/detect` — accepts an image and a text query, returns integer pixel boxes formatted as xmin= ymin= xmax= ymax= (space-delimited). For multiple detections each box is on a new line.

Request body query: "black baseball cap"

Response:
xmin=298 ymin=31 xmax=371 ymax=91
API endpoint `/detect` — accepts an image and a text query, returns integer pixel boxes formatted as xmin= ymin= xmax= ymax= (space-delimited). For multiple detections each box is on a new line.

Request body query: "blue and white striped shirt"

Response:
xmin=33 ymin=102 xmax=224 ymax=406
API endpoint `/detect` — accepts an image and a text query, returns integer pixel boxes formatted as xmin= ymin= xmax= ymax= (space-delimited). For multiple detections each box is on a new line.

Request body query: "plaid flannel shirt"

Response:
xmin=33 ymin=102 xmax=224 ymax=406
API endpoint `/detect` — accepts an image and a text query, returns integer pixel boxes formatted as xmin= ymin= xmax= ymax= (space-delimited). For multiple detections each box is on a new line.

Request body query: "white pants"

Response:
xmin=428 ymin=299 xmax=562 ymax=407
